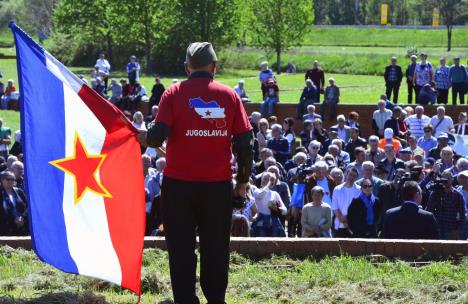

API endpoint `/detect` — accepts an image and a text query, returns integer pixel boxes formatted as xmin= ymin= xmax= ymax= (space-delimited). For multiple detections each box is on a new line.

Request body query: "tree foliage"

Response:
xmin=249 ymin=0 xmax=314 ymax=73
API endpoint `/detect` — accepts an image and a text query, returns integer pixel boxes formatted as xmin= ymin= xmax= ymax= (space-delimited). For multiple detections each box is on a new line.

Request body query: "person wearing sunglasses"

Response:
xmin=347 ymin=178 xmax=382 ymax=238
xmin=0 ymin=170 xmax=28 ymax=236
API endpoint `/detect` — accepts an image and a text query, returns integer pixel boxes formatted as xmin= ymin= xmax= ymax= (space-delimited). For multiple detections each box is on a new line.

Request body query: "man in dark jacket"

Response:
xmin=383 ymin=181 xmax=439 ymax=239
xmin=405 ymin=55 xmax=418 ymax=104
xmin=384 ymin=56 xmax=403 ymax=103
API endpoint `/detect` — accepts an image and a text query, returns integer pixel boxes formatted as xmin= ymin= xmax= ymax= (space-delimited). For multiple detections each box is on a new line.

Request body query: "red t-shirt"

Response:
xmin=156 ymin=75 xmax=252 ymax=182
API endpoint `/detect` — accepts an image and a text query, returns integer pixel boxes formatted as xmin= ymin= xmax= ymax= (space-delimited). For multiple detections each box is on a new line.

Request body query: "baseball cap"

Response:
xmin=384 ymin=128 xmax=394 ymax=139
xmin=186 ymin=42 xmax=218 ymax=69
xmin=399 ymin=147 xmax=412 ymax=154
xmin=424 ymin=157 xmax=436 ymax=166
xmin=437 ymin=133 xmax=449 ymax=140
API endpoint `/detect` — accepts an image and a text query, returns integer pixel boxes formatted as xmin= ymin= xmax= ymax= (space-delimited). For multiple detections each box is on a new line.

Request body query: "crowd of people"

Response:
xmin=1 ymin=52 xmax=468 ymax=241
xmin=248 ymin=54 xmax=468 ymax=120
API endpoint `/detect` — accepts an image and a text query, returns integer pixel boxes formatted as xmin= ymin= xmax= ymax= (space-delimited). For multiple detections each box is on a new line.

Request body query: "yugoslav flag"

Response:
xmin=189 ymin=97 xmax=226 ymax=128
xmin=10 ymin=22 xmax=145 ymax=294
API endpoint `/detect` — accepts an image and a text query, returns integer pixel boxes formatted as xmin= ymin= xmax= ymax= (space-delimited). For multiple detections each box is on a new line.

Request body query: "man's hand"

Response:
xmin=137 ymin=130 xmax=147 ymax=147
xmin=233 ymin=182 xmax=247 ymax=198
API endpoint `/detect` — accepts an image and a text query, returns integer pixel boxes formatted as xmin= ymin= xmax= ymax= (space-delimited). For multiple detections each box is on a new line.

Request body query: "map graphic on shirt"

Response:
xmin=189 ymin=97 xmax=226 ymax=128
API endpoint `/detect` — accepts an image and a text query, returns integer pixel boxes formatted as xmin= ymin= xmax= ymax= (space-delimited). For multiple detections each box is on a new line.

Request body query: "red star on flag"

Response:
xmin=50 ymin=132 xmax=112 ymax=205
xmin=205 ymin=110 xmax=212 ymax=116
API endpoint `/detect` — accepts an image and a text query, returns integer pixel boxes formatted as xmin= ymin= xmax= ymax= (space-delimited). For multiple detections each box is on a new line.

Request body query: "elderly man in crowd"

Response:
xmin=234 ymin=79 xmax=250 ymax=103
xmin=331 ymin=167 xmax=361 ymax=237
xmin=365 ymin=135 xmax=385 ymax=166
xmin=384 ymin=106 xmax=407 ymax=143
xmin=302 ymin=104 xmax=321 ymax=122
xmin=405 ymin=54 xmax=418 ymax=104
xmin=321 ymin=78 xmax=340 ymax=121
xmin=449 ymin=56 xmax=467 ymax=105
xmin=267 ymin=124 xmax=290 ymax=165
xmin=305 ymin=60 xmax=325 ymax=103
xmin=426 ymin=170 xmax=466 ymax=240
xmin=430 ymin=106 xmax=454 ymax=138
xmin=456 ymin=170 xmax=468 ymax=239
xmin=405 ymin=106 xmax=430 ymax=140
xmin=428 ymin=133 xmax=450 ymax=160
xmin=434 ymin=57 xmax=451 ymax=104
xmin=332 ymin=115 xmax=351 ymax=143
xmin=297 ymin=79 xmax=318 ymax=119
xmin=372 ymin=99 xmax=393 ymax=137
xmin=356 ymin=161 xmax=384 ymax=196
xmin=330 ymin=139 xmax=350 ymax=168
xmin=454 ymin=112 xmax=468 ymax=135
xmin=384 ymin=56 xmax=403 ymax=103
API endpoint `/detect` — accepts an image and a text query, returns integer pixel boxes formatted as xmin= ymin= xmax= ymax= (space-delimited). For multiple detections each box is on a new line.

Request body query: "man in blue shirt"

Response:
xmin=417 ymin=125 xmax=438 ymax=155
xmin=449 ymin=57 xmax=467 ymax=105
xmin=126 ymin=55 xmax=140 ymax=86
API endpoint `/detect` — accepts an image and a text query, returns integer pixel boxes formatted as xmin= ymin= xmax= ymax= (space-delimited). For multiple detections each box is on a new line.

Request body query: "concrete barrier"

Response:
xmin=2 ymin=237 xmax=467 ymax=259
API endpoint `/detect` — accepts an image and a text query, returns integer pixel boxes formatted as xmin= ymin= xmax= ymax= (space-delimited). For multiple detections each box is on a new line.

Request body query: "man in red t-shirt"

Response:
xmin=140 ymin=42 xmax=254 ymax=304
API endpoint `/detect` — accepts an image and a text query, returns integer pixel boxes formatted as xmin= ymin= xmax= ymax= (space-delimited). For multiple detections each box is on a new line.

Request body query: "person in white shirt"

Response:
xmin=95 ymin=53 xmax=111 ymax=88
xmin=132 ymin=111 xmax=147 ymax=131
xmin=331 ymin=167 xmax=361 ymax=237
xmin=405 ymin=105 xmax=430 ymax=139
xmin=251 ymin=172 xmax=287 ymax=237
xmin=372 ymin=100 xmax=392 ymax=137
xmin=430 ymin=106 xmax=455 ymax=138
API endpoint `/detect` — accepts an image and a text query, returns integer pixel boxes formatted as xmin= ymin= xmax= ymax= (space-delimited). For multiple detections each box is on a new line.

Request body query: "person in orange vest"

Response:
xmin=379 ymin=128 xmax=402 ymax=155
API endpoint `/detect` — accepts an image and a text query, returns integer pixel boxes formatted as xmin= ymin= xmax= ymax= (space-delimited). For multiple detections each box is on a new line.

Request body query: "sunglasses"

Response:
xmin=311 ymin=147 xmax=319 ymax=150
xmin=4 ymin=178 xmax=15 ymax=181
xmin=424 ymin=129 xmax=431 ymax=132
xmin=361 ymin=184 xmax=372 ymax=189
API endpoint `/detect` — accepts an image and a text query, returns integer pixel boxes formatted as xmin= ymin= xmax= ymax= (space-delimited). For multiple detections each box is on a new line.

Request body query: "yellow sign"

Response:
xmin=381 ymin=4 xmax=389 ymax=25
xmin=432 ymin=7 xmax=440 ymax=27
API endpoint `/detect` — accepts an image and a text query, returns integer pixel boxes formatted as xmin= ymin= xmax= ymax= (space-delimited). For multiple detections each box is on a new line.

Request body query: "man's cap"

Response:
xmin=399 ymin=147 xmax=412 ymax=154
xmin=186 ymin=42 xmax=217 ymax=69
xmin=238 ymin=79 xmax=245 ymax=84
xmin=454 ymin=56 xmax=460 ymax=60
xmin=413 ymin=150 xmax=424 ymax=158
xmin=437 ymin=133 xmax=449 ymax=140
xmin=384 ymin=128 xmax=394 ymax=139
xmin=410 ymin=54 xmax=417 ymax=59
xmin=375 ymin=164 xmax=389 ymax=174
xmin=329 ymin=127 xmax=338 ymax=133
xmin=425 ymin=157 xmax=436 ymax=166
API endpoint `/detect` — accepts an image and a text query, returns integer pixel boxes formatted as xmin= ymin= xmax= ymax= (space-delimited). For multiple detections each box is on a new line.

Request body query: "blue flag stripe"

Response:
xmin=11 ymin=22 xmax=78 ymax=273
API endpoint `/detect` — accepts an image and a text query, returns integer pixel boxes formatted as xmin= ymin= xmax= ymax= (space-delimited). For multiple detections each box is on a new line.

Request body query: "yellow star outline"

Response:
xmin=49 ymin=132 xmax=112 ymax=205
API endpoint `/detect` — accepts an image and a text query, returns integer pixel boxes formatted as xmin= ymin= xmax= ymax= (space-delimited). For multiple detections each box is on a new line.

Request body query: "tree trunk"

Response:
xmin=276 ymin=48 xmax=281 ymax=74
xmin=447 ymin=25 xmax=452 ymax=52
xmin=106 ymin=32 xmax=113 ymax=64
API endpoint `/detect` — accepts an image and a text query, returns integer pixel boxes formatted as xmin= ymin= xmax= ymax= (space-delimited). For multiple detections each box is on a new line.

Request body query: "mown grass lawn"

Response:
xmin=0 ymin=246 xmax=467 ymax=303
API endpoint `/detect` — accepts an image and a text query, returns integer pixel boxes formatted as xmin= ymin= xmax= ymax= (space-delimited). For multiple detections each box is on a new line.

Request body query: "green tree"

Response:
xmin=438 ymin=0 xmax=468 ymax=51
xmin=250 ymin=0 xmax=314 ymax=74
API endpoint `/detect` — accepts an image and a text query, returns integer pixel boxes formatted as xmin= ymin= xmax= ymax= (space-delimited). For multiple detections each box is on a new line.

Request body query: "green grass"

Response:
xmin=0 ymin=246 xmax=467 ymax=303
xmin=302 ymin=27 xmax=468 ymax=47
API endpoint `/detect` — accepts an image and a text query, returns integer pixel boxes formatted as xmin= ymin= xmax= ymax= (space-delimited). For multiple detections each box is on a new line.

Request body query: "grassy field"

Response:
xmin=1 ymin=246 xmax=467 ymax=303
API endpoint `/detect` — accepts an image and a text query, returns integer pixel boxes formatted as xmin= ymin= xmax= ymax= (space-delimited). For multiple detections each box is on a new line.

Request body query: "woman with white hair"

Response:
xmin=259 ymin=61 xmax=274 ymax=95
xmin=132 ymin=111 xmax=147 ymax=131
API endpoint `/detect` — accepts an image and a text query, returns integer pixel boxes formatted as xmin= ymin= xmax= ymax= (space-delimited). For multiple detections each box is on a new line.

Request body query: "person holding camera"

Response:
xmin=0 ymin=170 xmax=28 ymax=236
xmin=251 ymin=172 xmax=287 ymax=237
xmin=426 ymin=170 xmax=466 ymax=240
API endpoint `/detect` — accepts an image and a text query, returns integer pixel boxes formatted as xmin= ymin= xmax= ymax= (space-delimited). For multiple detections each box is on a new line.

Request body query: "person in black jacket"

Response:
xmin=149 ymin=77 xmax=165 ymax=109
xmin=0 ymin=171 xmax=28 ymax=236
xmin=384 ymin=56 xmax=403 ymax=104
xmin=348 ymin=179 xmax=382 ymax=238
xmin=383 ymin=181 xmax=439 ymax=239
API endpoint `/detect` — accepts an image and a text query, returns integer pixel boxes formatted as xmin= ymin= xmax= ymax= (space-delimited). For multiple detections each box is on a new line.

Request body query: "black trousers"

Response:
xmin=385 ymin=81 xmax=400 ymax=103
xmin=407 ymin=82 xmax=417 ymax=104
xmin=414 ymin=85 xmax=423 ymax=102
xmin=162 ymin=176 xmax=233 ymax=304
xmin=436 ymin=89 xmax=448 ymax=104
xmin=452 ymin=83 xmax=465 ymax=105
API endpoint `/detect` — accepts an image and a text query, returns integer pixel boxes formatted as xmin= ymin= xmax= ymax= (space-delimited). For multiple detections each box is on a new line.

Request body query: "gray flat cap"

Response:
xmin=186 ymin=42 xmax=217 ymax=69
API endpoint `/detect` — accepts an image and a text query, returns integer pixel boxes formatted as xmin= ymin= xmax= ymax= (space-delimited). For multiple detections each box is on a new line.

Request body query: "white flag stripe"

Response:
xmin=61 ymin=84 xmax=122 ymax=286
xmin=194 ymin=107 xmax=225 ymax=119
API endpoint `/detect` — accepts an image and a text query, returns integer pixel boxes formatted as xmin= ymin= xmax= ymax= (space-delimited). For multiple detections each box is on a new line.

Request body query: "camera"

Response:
xmin=429 ymin=177 xmax=447 ymax=193
xmin=296 ymin=163 xmax=314 ymax=182
xmin=232 ymin=195 xmax=246 ymax=210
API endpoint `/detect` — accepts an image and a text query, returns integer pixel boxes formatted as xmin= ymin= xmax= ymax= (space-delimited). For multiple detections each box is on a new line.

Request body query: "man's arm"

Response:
xmin=145 ymin=122 xmax=169 ymax=148
xmin=232 ymin=130 xmax=254 ymax=184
